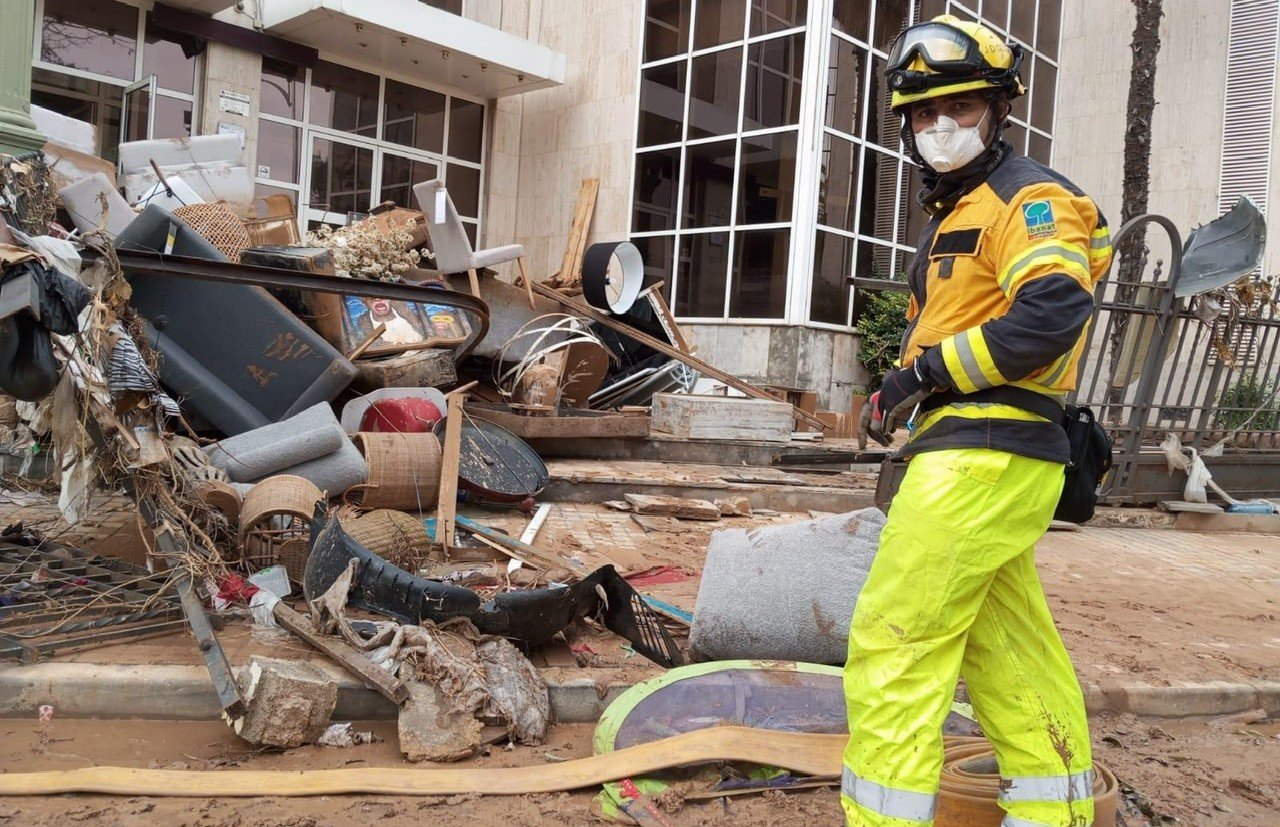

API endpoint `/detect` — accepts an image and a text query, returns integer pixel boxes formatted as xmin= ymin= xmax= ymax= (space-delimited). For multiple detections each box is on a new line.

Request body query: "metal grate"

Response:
xmin=1218 ymin=0 xmax=1280 ymax=216
xmin=0 ymin=536 xmax=183 ymax=663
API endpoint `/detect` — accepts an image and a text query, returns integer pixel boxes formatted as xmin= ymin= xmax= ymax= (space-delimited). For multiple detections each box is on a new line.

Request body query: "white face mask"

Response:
xmin=914 ymin=107 xmax=991 ymax=173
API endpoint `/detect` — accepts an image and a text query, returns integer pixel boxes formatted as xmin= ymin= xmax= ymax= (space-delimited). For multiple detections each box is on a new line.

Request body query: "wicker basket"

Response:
xmin=340 ymin=508 xmax=435 ymax=570
xmin=173 ymin=202 xmax=251 ymax=262
xmin=239 ymin=475 xmax=323 ymax=577
xmin=346 ymin=432 xmax=442 ymax=511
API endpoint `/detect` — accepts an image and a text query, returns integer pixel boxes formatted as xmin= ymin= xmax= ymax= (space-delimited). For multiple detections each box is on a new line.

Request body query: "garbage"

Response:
xmin=690 ymin=508 xmax=886 ymax=664
xmin=304 ymin=506 xmax=682 ymax=664
xmin=59 ymin=173 xmax=136 ymax=239
xmin=207 ymin=403 xmax=367 ymax=492
xmin=232 ymin=655 xmax=338 ymax=748
xmin=340 ymin=388 xmax=447 ymax=433
xmin=119 ymin=134 xmax=253 ymax=210
xmin=318 ymin=722 xmax=379 ymax=748
xmin=347 ymin=432 xmax=441 ymax=510
xmin=0 ymin=253 xmax=91 ymax=401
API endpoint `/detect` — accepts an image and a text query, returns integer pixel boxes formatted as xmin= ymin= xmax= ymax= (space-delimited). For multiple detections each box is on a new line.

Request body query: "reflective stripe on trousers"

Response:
xmin=1000 ymin=770 xmax=1094 ymax=803
xmin=841 ymin=767 xmax=936 ymax=822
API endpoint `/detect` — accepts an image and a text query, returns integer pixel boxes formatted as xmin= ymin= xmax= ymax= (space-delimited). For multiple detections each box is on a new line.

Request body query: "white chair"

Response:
xmin=413 ymin=179 xmax=534 ymax=307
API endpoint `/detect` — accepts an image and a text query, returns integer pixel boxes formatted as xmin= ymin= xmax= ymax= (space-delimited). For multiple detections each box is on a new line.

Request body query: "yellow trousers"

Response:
xmin=842 ymin=449 xmax=1093 ymax=827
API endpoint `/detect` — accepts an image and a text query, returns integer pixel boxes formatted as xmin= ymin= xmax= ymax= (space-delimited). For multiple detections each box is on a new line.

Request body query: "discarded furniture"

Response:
xmin=59 ymin=173 xmax=136 ymax=239
xmin=340 ymin=387 xmax=447 ymax=433
xmin=413 ymin=179 xmax=533 ymax=306
xmin=119 ymin=134 xmax=253 ymax=212
xmin=205 ymin=404 xmax=367 ymax=494
xmin=239 ymin=475 xmax=324 ymax=577
xmin=116 ymin=207 xmax=359 ymax=436
xmin=690 ymin=508 xmax=886 ymax=664
xmin=434 ymin=413 xmax=548 ymax=503
xmin=651 ymin=393 xmax=794 ymax=443
xmin=347 ymin=432 xmax=443 ymax=511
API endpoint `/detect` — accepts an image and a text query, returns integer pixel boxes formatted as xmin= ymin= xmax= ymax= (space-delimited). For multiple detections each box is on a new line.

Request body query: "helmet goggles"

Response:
xmin=887 ymin=22 xmax=1011 ymax=95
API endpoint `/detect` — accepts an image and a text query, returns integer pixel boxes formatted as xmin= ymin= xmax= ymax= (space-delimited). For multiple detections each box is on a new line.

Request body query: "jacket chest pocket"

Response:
xmin=928 ymin=225 xmax=988 ymax=283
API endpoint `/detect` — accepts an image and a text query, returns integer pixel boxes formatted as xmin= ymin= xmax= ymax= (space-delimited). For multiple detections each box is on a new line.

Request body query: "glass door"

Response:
xmin=305 ymin=134 xmax=375 ymax=229
xmin=120 ymin=75 xmax=156 ymax=145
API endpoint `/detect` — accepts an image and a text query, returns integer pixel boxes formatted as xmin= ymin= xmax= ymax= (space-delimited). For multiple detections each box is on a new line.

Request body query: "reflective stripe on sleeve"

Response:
xmin=841 ymin=768 xmax=937 ymax=823
xmin=1090 ymin=227 xmax=1112 ymax=259
xmin=999 ymin=769 xmax=1095 ymax=803
xmin=941 ymin=328 xmax=1004 ymax=393
xmin=998 ymin=240 xmax=1091 ymax=296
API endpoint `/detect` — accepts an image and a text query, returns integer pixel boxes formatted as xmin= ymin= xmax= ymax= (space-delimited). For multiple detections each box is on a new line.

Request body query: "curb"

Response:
xmin=1 ymin=663 xmax=1277 ymax=722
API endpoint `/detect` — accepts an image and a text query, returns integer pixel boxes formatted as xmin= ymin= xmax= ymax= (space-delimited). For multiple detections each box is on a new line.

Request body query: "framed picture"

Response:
xmin=308 ymin=293 xmax=469 ymax=358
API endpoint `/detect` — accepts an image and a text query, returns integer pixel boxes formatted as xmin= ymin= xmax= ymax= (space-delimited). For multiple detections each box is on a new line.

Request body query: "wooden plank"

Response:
xmin=556 ymin=178 xmax=600 ymax=286
xmin=437 ymin=393 xmax=466 ymax=550
xmin=651 ymin=393 xmax=794 ymax=443
xmin=272 ymin=602 xmax=409 ymax=705
xmin=455 ymin=515 xmax=592 ymax=578
xmin=624 ymin=493 xmax=721 ymax=521
xmin=529 ymin=281 xmax=825 ymax=430
xmin=645 ymin=286 xmax=694 ymax=355
xmin=1174 ymin=511 xmax=1280 ymax=534
xmin=514 ymin=256 xmax=535 ymax=310
xmin=468 ymin=404 xmax=650 ymax=439
xmin=346 ymin=323 xmax=387 ymax=360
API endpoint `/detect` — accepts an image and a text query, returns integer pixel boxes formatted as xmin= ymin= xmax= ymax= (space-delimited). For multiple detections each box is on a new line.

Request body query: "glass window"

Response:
xmin=257 ymin=120 xmax=301 ymax=184
xmin=738 ymin=131 xmax=796 ymax=224
xmin=744 ymin=33 xmax=804 ymax=130
xmin=810 ymin=230 xmax=851 ymax=324
xmin=1031 ymin=58 xmax=1057 ymax=133
xmin=688 ymin=48 xmax=743 ymax=139
xmin=1009 ymin=0 xmax=1035 ymax=45
xmin=645 ymin=0 xmax=692 ymax=62
xmin=381 ymin=154 xmax=439 ymax=210
xmin=831 ymin=0 xmax=869 ymax=41
xmin=903 ymin=163 xmax=929 ymax=248
xmin=261 ymin=59 xmax=305 ymax=120
xmin=448 ymin=98 xmax=485 ymax=163
xmin=143 ymin=20 xmax=197 ymax=95
xmin=1004 ymin=121 xmax=1027 ymax=155
xmin=865 ymin=52 xmax=893 ymax=149
xmin=825 ymin=37 xmax=865 ymax=135
xmin=1010 ymin=81 xmax=1030 ymax=124
xmin=309 ymin=61 xmax=379 ymax=137
xmin=1028 ymin=131 xmax=1052 ymax=165
xmin=310 ymin=138 xmax=373 ymax=217
xmin=693 ymin=0 xmax=746 ymax=50
xmin=638 ymin=62 xmax=687 ymax=147
xmin=633 ymin=148 xmax=682 ymax=232
xmin=40 ymin=0 xmax=138 ymax=81
xmin=682 ymin=138 xmax=736 ymax=228
xmin=632 ymin=235 xmax=676 ymax=288
xmin=858 ymin=148 xmax=897 ymax=243
xmin=152 ymin=95 xmax=192 ymax=139
xmin=818 ymin=133 xmax=858 ymax=232
xmin=730 ymin=228 xmax=788 ymax=317
xmin=871 ymin=0 xmax=911 ymax=50
xmin=384 ymin=80 xmax=446 ymax=154
xmin=1037 ymin=0 xmax=1062 ymax=60
xmin=916 ymin=0 xmax=946 ymax=22
xmin=982 ymin=0 xmax=1009 ymax=31
xmin=446 ymin=164 xmax=481 ymax=218
xmin=676 ymin=233 xmax=729 ymax=316
xmin=855 ymin=238 xmax=894 ymax=281
xmin=32 ymin=67 xmax=121 ymax=162
xmin=420 ymin=0 xmax=463 ymax=12
xmin=750 ymin=0 xmax=806 ymax=36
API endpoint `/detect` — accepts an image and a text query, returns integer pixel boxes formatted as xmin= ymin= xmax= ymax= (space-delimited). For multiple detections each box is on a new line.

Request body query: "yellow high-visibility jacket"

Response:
xmin=902 ymin=148 xmax=1113 ymax=463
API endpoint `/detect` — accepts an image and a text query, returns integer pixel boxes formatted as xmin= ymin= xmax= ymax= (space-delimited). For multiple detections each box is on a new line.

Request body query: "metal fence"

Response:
xmin=1071 ymin=215 xmax=1280 ymax=501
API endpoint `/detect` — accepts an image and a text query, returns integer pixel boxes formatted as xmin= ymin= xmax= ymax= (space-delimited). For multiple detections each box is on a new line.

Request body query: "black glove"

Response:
xmin=860 ymin=360 xmax=938 ymax=447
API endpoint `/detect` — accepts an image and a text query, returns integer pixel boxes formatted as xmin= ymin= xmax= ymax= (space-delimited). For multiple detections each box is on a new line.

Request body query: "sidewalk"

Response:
xmin=3 ymin=490 xmax=1278 ymax=720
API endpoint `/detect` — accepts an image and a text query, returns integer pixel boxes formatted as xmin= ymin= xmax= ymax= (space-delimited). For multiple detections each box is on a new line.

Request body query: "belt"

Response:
xmin=919 ymin=385 xmax=1066 ymax=425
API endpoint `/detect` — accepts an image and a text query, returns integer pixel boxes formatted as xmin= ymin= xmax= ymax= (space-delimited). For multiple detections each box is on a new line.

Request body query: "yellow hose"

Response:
xmin=0 ymin=727 xmax=848 ymax=798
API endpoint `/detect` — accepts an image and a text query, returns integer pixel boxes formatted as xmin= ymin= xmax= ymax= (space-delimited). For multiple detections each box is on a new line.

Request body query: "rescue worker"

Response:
xmin=845 ymin=15 xmax=1111 ymax=827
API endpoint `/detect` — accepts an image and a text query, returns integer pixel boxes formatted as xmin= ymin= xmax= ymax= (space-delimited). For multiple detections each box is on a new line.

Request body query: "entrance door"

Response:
xmin=120 ymin=76 xmax=156 ymax=145
xmin=305 ymin=134 xmax=375 ymax=229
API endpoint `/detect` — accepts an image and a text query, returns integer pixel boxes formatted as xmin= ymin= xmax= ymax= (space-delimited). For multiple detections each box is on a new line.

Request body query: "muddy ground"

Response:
xmin=0 ymin=712 xmax=1276 ymax=825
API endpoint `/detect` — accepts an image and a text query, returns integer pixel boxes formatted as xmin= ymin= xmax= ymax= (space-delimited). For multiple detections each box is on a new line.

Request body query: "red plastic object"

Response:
xmin=359 ymin=398 xmax=442 ymax=433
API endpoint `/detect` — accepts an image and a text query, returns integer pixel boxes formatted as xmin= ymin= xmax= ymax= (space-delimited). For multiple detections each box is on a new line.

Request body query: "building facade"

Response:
xmin=27 ymin=0 xmax=1280 ymax=409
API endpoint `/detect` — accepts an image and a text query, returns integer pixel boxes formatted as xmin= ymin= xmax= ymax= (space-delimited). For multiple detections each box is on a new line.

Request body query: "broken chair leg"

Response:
xmin=467 ymin=267 xmax=481 ymax=298
xmin=515 ymin=256 xmax=535 ymax=310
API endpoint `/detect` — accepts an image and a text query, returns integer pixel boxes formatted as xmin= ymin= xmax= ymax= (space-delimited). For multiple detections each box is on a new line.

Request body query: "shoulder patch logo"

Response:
xmin=1022 ymin=200 xmax=1057 ymax=239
